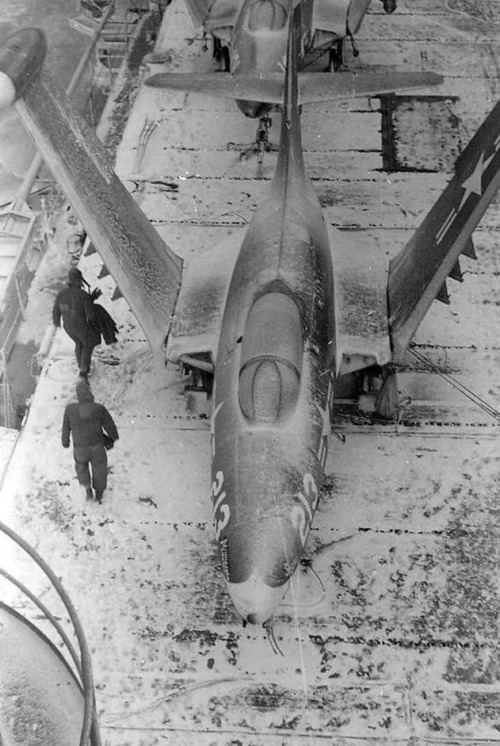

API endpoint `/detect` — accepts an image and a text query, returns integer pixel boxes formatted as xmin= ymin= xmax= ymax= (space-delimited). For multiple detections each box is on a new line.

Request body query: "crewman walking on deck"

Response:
xmin=64 ymin=212 xmax=87 ymax=265
xmin=62 ymin=378 xmax=118 ymax=503
xmin=52 ymin=267 xmax=101 ymax=378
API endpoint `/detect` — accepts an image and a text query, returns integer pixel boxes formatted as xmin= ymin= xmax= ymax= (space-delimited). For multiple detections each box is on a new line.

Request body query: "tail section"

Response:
xmin=146 ymin=68 xmax=442 ymax=106
xmin=388 ymin=100 xmax=500 ymax=358
xmin=273 ymin=0 xmax=305 ymax=182
xmin=0 ymin=30 xmax=183 ymax=350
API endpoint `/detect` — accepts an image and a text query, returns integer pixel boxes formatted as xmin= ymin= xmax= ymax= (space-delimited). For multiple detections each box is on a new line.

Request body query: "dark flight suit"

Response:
xmin=52 ymin=273 xmax=101 ymax=376
xmin=62 ymin=379 xmax=118 ymax=501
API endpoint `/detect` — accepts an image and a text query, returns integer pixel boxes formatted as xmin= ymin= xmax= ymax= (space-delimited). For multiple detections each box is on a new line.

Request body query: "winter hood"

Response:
xmin=68 ymin=267 xmax=83 ymax=287
xmin=76 ymin=379 xmax=94 ymax=404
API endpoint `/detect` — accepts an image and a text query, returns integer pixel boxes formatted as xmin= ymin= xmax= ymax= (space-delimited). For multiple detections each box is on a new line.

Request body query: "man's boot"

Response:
xmin=85 ymin=487 xmax=94 ymax=500
xmin=95 ymin=490 xmax=103 ymax=504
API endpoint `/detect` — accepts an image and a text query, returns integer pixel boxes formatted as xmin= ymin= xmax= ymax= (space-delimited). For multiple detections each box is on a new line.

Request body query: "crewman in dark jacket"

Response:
xmin=62 ymin=379 xmax=118 ymax=503
xmin=52 ymin=268 xmax=101 ymax=378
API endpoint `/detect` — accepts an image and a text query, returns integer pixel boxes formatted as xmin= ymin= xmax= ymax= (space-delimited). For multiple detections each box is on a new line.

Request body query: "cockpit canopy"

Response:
xmin=246 ymin=0 xmax=288 ymax=32
xmin=239 ymin=292 xmax=302 ymax=424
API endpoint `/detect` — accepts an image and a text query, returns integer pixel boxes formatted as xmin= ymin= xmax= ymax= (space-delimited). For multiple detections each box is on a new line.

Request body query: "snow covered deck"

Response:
xmin=1 ymin=0 xmax=500 ymax=743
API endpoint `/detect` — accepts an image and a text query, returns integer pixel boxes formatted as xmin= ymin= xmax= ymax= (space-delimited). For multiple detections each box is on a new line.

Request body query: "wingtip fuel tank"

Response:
xmin=0 ymin=28 xmax=46 ymax=109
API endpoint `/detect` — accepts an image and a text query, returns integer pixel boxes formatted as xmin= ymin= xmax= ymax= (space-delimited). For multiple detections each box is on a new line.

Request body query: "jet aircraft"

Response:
xmin=184 ymin=0 xmax=396 ymax=76
xmin=145 ymin=0 xmax=437 ymax=125
xmin=2 ymin=18 xmax=500 ymax=625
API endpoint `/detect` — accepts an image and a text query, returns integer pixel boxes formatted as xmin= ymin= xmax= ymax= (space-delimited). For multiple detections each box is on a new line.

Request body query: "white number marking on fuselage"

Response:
xmin=215 ymin=504 xmax=230 ymax=539
xmin=291 ymin=472 xmax=319 ymax=547
xmin=291 ymin=505 xmax=307 ymax=545
xmin=212 ymin=469 xmax=231 ymax=539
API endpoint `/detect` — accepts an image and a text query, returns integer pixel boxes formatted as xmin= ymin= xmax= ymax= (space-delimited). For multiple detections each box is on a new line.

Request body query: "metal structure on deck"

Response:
xmin=0 ymin=521 xmax=101 ymax=746
xmin=0 ymin=201 xmax=39 ymax=426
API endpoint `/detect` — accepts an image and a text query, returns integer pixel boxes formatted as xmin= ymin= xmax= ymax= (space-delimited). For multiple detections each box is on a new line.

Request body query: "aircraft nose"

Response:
xmin=236 ymin=98 xmax=269 ymax=119
xmin=227 ymin=572 xmax=290 ymax=625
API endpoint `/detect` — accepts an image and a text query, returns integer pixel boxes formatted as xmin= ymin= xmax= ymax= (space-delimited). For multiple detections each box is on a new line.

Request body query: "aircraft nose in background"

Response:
xmin=236 ymin=98 xmax=270 ymax=119
xmin=227 ymin=572 xmax=290 ymax=625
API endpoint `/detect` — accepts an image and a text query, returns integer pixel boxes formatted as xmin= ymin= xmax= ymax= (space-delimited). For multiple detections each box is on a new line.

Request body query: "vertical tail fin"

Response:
xmin=274 ymin=1 xmax=305 ymax=183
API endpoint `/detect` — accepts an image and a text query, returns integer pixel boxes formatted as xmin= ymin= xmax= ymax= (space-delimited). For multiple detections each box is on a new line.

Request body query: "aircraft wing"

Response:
xmin=13 ymin=69 xmax=183 ymax=350
xmin=166 ymin=235 xmax=241 ymax=363
xmin=15 ymin=66 xmax=243 ymax=363
xmin=146 ymin=69 xmax=442 ymax=105
xmin=388 ymin=99 xmax=500 ymax=358
xmin=330 ymin=225 xmax=392 ymax=376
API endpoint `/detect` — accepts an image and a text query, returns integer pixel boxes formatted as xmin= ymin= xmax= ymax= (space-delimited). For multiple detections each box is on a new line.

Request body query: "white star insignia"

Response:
xmin=458 ymin=149 xmax=495 ymax=211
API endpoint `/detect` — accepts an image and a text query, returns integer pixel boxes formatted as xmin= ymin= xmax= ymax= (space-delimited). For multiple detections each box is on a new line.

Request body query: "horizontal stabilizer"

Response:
xmin=388 ymin=99 xmax=500 ymax=358
xmin=146 ymin=69 xmax=443 ymax=105
xmin=298 ymin=70 xmax=443 ymax=104
xmin=146 ymin=71 xmax=284 ymax=104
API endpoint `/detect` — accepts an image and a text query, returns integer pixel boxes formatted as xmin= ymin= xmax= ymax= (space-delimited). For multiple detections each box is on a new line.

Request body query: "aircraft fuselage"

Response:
xmin=211 ymin=101 xmax=336 ymax=622
xmin=231 ymin=0 xmax=312 ymax=116
xmin=223 ymin=0 xmax=375 ymax=117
